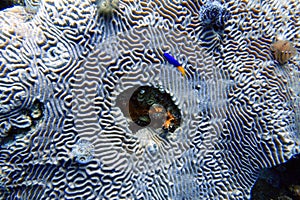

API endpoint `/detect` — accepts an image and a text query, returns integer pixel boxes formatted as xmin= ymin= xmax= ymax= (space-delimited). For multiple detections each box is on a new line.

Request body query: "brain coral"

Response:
xmin=0 ymin=0 xmax=299 ymax=199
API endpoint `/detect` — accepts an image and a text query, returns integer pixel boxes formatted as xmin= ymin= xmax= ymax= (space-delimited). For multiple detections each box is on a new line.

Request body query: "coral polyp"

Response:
xmin=199 ymin=0 xmax=231 ymax=28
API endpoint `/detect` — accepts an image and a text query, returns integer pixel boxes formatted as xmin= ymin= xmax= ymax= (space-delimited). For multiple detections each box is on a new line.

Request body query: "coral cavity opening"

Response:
xmin=116 ymin=86 xmax=182 ymax=135
xmin=0 ymin=100 xmax=44 ymax=148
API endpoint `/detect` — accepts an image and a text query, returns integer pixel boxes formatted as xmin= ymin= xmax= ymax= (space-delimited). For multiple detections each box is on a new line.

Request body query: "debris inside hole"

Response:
xmin=116 ymin=86 xmax=181 ymax=135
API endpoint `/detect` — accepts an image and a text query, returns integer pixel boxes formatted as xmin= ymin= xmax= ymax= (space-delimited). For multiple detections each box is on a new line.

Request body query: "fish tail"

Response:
xmin=177 ymin=66 xmax=186 ymax=76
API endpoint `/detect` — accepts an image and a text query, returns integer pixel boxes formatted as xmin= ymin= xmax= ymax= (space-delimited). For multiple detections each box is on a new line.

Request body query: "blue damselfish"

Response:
xmin=163 ymin=52 xmax=181 ymax=67
xmin=163 ymin=52 xmax=186 ymax=76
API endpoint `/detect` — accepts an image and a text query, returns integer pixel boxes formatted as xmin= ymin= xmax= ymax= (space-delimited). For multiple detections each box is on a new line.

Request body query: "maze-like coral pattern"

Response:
xmin=0 ymin=0 xmax=299 ymax=199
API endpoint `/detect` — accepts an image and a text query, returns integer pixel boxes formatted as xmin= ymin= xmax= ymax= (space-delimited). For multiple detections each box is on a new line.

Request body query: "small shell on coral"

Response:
xmin=270 ymin=40 xmax=297 ymax=65
xmin=97 ymin=0 xmax=119 ymax=17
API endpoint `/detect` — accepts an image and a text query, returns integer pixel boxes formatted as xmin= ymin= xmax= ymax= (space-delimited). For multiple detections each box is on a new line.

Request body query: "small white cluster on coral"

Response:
xmin=71 ymin=139 xmax=95 ymax=164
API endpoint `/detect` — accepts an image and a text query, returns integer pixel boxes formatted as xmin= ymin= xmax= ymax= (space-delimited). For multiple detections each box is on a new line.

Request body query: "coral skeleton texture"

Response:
xmin=0 ymin=0 xmax=299 ymax=199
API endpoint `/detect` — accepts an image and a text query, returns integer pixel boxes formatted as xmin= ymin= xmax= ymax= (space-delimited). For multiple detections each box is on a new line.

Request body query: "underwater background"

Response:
xmin=0 ymin=0 xmax=299 ymax=199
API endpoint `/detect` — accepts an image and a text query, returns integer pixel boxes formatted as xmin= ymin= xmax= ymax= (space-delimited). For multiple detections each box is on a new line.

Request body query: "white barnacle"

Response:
xmin=71 ymin=139 xmax=95 ymax=164
xmin=97 ymin=0 xmax=119 ymax=17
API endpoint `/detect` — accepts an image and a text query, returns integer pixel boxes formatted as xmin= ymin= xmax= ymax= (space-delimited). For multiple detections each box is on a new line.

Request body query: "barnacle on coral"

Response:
xmin=270 ymin=40 xmax=297 ymax=65
xmin=71 ymin=139 xmax=95 ymax=164
xmin=97 ymin=0 xmax=119 ymax=17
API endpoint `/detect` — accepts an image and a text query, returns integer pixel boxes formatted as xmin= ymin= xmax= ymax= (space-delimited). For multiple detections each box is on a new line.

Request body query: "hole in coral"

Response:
xmin=116 ymin=86 xmax=182 ymax=136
